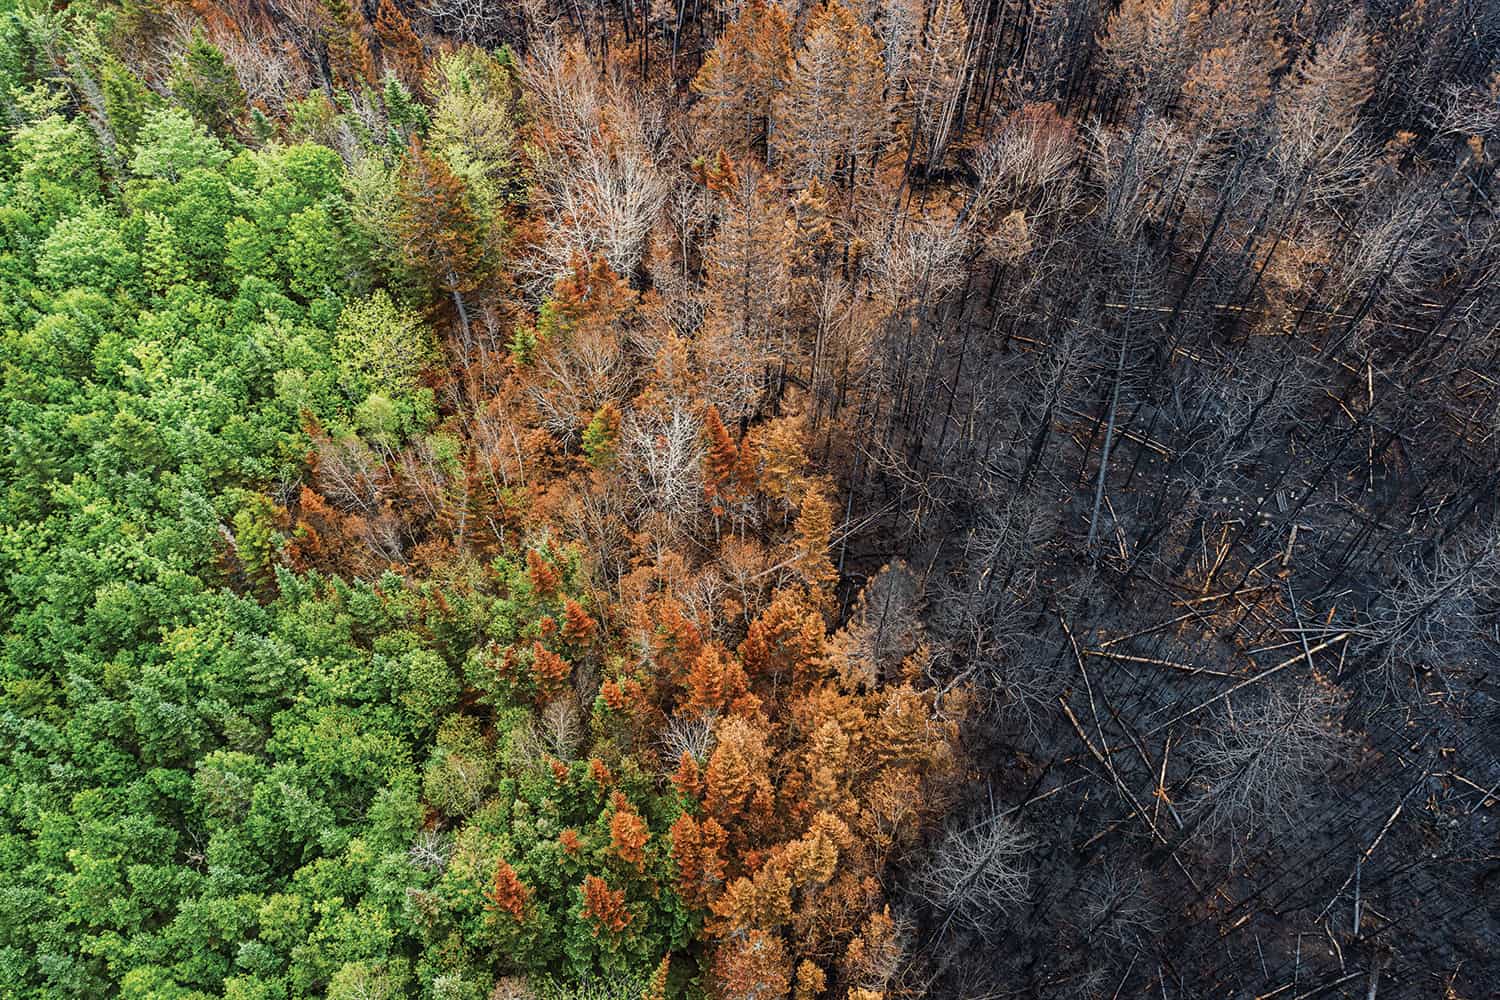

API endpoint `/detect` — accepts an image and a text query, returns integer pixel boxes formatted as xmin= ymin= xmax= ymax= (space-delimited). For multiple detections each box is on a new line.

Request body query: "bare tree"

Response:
xmin=1356 ymin=529 xmax=1500 ymax=694
xmin=529 ymin=322 xmax=635 ymax=447
xmin=968 ymin=103 xmax=1080 ymax=224
xmin=617 ymin=399 xmax=705 ymax=541
xmin=538 ymin=697 xmax=584 ymax=759
xmin=517 ymin=39 xmax=671 ymax=295
xmin=911 ymin=809 xmax=1033 ymax=936
xmin=1078 ymin=860 xmax=1160 ymax=955
xmin=1179 ymin=680 xmax=1350 ymax=858
xmin=421 ymin=0 xmax=514 ymax=45
xmin=658 ymin=713 xmax=715 ymax=773
xmin=409 ymin=829 xmax=453 ymax=872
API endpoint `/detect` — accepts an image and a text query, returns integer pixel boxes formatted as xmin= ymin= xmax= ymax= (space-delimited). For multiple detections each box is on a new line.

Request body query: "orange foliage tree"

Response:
xmin=609 ymin=791 xmax=650 ymax=870
xmin=487 ymin=857 xmax=530 ymax=920
xmin=580 ymin=874 xmax=633 ymax=934
xmin=396 ymin=137 xmax=491 ymax=342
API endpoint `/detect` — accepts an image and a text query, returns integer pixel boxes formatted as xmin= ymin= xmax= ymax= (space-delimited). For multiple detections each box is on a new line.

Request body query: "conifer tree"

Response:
xmin=712 ymin=930 xmax=792 ymax=1000
xmin=698 ymin=157 xmax=792 ymax=418
xmin=703 ymin=405 xmax=742 ymax=516
xmin=684 ymin=643 xmax=754 ymax=717
xmin=531 ymin=641 xmax=572 ymax=700
xmin=169 ymin=32 xmax=246 ymax=135
xmin=396 ymin=136 xmax=490 ymax=342
xmin=670 ymin=812 xmax=729 ymax=909
xmin=902 ymin=0 xmax=970 ymax=175
xmin=375 ymin=0 xmax=425 ymax=93
xmin=739 ymin=588 xmax=827 ymax=686
xmin=643 ymin=955 xmax=671 ymax=1000
xmin=1098 ymin=0 xmax=1208 ymax=108
xmin=773 ymin=1 xmax=890 ymax=187
xmin=609 ymin=792 xmax=650 ymax=870
xmin=691 ymin=0 xmax=793 ymax=156
xmin=488 ymin=858 xmax=531 ymax=919
xmin=791 ymin=491 xmax=838 ymax=594
xmin=321 ymin=0 xmax=378 ymax=91
xmin=583 ymin=402 xmax=624 ymax=468
xmin=562 ymin=598 xmax=597 ymax=648
xmin=1183 ymin=33 xmax=1285 ymax=137
xmin=581 ymin=874 xmax=633 ymax=933
xmin=232 ymin=493 xmax=284 ymax=598
xmin=704 ymin=716 xmax=776 ymax=835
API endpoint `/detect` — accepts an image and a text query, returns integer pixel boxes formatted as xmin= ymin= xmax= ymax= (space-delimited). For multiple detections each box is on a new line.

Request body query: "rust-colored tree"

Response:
xmin=703 ymin=715 xmax=777 ymax=841
xmin=670 ymin=811 xmax=729 ymax=910
xmin=711 ymin=929 xmax=792 ymax=1000
xmin=609 ymin=791 xmax=650 ymax=870
xmin=773 ymin=1 xmax=890 ymax=187
xmin=691 ymin=0 xmax=792 ymax=156
xmin=738 ymin=588 xmax=827 ymax=688
xmin=530 ymin=641 xmax=572 ymax=700
xmin=487 ymin=857 xmax=530 ymax=920
xmin=683 ymin=642 xmax=755 ymax=718
xmin=580 ymin=874 xmax=633 ymax=934
xmin=703 ymin=404 xmax=742 ymax=517
xmin=396 ymin=137 xmax=491 ymax=343
xmin=374 ymin=0 xmax=424 ymax=93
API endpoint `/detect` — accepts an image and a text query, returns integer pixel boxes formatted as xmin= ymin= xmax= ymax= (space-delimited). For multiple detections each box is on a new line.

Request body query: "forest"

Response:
xmin=0 ymin=0 xmax=1496 ymax=996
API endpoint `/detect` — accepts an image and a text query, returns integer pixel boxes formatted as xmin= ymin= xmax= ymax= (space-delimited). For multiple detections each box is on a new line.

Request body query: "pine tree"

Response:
xmin=530 ymin=641 xmax=571 ymax=700
xmin=703 ymin=405 xmax=742 ymax=516
xmin=704 ymin=716 xmax=776 ymax=833
xmin=375 ymin=0 xmax=425 ymax=93
xmin=711 ymin=929 xmax=792 ymax=1000
xmin=589 ymin=757 xmax=615 ymax=789
xmin=396 ymin=137 xmax=490 ymax=342
xmin=583 ymin=402 xmax=623 ymax=468
xmin=645 ymin=596 xmax=705 ymax=681
xmin=684 ymin=643 xmax=754 ymax=717
xmin=1274 ymin=16 xmax=1376 ymax=178
xmin=739 ymin=588 xmax=827 ymax=685
xmin=670 ymin=811 xmax=728 ymax=909
xmin=610 ymin=792 xmax=651 ymax=870
xmin=790 ymin=176 xmax=835 ymax=276
xmin=562 ymin=598 xmax=597 ymax=648
xmin=786 ymin=811 xmax=844 ymax=888
xmin=691 ymin=0 xmax=793 ymax=156
xmin=100 ymin=55 xmax=158 ymax=160
xmin=791 ymin=491 xmax=838 ymax=594
xmin=902 ymin=0 xmax=970 ymax=174
xmin=1098 ymin=0 xmax=1208 ymax=108
xmin=643 ymin=955 xmax=671 ymax=1000
xmin=711 ymin=863 xmax=793 ymax=934
xmin=232 ymin=493 xmax=284 ymax=598
xmin=773 ymin=1 xmax=890 ymax=187
xmin=1183 ymin=34 xmax=1285 ymax=136
xmin=527 ymin=548 xmax=562 ymax=597
xmin=581 ymin=874 xmax=633 ymax=934
xmin=487 ymin=857 xmax=530 ymax=919
xmin=169 ymin=32 xmax=246 ymax=136
xmin=673 ymin=751 xmax=705 ymax=800
xmin=794 ymin=960 xmax=827 ymax=1000
xmin=743 ymin=415 xmax=810 ymax=502
xmin=321 ymin=0 xmax=378 ymax=91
